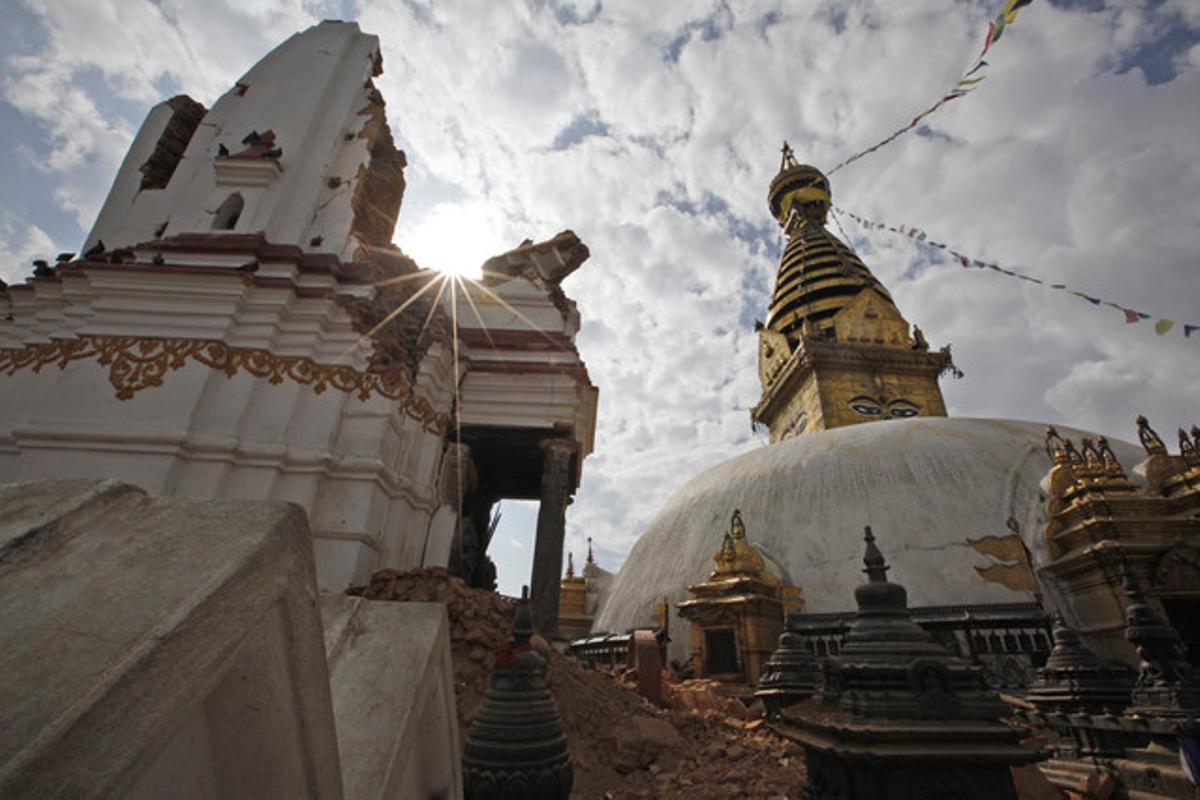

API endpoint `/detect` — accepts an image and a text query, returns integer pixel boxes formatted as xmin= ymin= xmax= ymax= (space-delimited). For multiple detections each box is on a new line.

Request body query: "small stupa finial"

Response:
xmin=1044 ymin=425 xmax=1066 ymax=463
xmin=513 ymin=585 xmax=533 ymax=643
xmin=566 ymin=551 xmax=575 ymax=578
xmin=780 ymin=140 xmax=798 ymax=172
xmin=1136 ymin=414 xmax=1166 ymax=455
xmin=862 ymin=526 xmax=889 ymax=583
xmin=586 ymin=536 xmax=594 ymax=565
xmin=730 ymin=509 xmax=746 ymax=541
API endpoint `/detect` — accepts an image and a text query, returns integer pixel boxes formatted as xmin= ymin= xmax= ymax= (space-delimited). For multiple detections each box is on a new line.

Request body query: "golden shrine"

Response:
xmin=1040 ymin=418 xmax=1200 ymax=662
xmin=676 ymin=510 xmax=803 ymax=687
xmin=557 ymin=544 xmax=596 ymax=639
xmin=751 ymin=145 xmax=956 ymax=442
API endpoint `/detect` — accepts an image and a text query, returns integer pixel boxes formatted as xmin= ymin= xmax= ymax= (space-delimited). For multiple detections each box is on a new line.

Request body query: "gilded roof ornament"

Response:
xmin=1096 ymin=436 xmax=1127 ymax=479
xmin=779 ymin=140 xmax=799 ymax=172
xmin=730 ymin=509 xmax=746 ymax=541
xmin=1079 ymin=437 xmax=1103 ymax=478
xmin=1044 ymin=426 xmax=1066 ymax=463
xmin=1179 ymin=429 xmax=1199 ymax=468
xmin=1136 ymin=414 xmax=1166 ymax=455
xmin=706 ymin=509 xmax=777 ymax=585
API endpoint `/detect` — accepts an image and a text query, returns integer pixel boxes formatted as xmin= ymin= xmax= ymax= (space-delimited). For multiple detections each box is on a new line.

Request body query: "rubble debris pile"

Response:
xmin=351 ymin=567 xmax=515 ymax=733
xmin=352 ymin=568 xmax=807 ymax=798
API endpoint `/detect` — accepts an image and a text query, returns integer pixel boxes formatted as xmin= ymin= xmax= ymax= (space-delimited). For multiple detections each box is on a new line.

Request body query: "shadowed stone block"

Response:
xmin=634 ymin=630 xmax=665 ymax=706
xmin=0 ymin=479 xmax=343 ymax=799
xmin=775 ymin=528 xmax=1038 ymax=800
xmin=321 ymin=595 xmax=462 ymax=800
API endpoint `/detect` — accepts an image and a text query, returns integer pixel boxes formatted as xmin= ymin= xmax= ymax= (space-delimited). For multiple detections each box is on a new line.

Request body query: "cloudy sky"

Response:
xmin=2 ymin=0 xmax=1198 ymax=594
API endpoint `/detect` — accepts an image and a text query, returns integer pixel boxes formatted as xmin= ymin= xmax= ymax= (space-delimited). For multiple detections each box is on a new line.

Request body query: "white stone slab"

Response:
xmin=322 ymin=595 xmax=462 ymax=800
xmin=0 ymin=479 xmax=343 ymax=799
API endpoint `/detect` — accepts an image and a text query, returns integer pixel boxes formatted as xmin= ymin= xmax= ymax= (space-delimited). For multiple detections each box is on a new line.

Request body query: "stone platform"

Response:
xmin=0 ymin=479 xmax=463 ymax=799
xmin=0 ymin=479 xmax=342 ymax=798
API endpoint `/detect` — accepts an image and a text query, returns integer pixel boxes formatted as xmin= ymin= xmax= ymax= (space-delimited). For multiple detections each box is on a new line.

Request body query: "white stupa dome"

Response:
xmin=591 ymin=417 xmax=1144 ymax=663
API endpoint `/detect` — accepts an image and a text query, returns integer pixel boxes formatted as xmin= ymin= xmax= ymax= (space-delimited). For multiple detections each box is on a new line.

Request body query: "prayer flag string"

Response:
xmin=838 ymin=208 xmax=1196 ymax=341
xmin=827 ymin=0 xmax=1033 ymax=176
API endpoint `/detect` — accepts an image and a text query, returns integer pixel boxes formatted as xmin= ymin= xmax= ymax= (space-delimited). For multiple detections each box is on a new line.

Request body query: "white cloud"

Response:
xmin=2 ymin=0 xmax=1198 ymax=581
xmin=0 ymin=214 xmax=59 ymax=285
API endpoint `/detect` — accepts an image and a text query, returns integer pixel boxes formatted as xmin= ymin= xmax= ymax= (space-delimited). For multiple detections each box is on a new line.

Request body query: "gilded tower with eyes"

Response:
xmin=751 ymin=145 xmax=955 ymax=442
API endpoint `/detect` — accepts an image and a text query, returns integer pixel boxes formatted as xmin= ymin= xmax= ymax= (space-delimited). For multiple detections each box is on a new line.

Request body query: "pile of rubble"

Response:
xmin=551 ymin=652 xmax=804 ymax=798
xmin=350 ymin=567 xmax=515 ymax=733
xmin=352 ymin=568 xmax=806 ymax=797
xmin=351 ymin=568 xmax=1062 ymax=799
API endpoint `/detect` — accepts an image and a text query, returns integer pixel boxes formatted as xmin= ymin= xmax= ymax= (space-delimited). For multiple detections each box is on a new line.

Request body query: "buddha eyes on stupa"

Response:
xmin=847 ymin=397 xmax=920 ymax=418
xmin=849 ymin=396 xmax=883 ymax=416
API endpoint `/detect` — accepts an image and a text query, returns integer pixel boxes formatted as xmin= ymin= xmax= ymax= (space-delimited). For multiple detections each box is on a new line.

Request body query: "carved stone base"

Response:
xmin=804 ymin=747 xmax=1024 ymax=800
xmin=1113 ymin=740 xmax=1200 ymax=800
xmin=755 ymin=631 xmax=817 ymax=718
xmin=777 ymin=701 xmax=1038 ymax=800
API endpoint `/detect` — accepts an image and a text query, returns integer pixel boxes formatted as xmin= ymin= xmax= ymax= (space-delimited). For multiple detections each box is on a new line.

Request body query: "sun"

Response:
xmin=434 ymin=258 xmax=481 ymax=279
xmin=395 ymin=201 xmax=508 ymax=280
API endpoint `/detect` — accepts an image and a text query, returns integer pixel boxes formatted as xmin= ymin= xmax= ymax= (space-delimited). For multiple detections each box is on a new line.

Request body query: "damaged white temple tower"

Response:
xmin=0 ymin=21 xmax=597 ymax=796
xmin=0 ymin=21 xmax=597 ymax=609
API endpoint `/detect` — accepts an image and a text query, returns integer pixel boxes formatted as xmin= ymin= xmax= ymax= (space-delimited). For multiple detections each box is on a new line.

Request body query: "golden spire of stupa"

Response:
xmin=764 ymin=144 xmax=896 ymax=345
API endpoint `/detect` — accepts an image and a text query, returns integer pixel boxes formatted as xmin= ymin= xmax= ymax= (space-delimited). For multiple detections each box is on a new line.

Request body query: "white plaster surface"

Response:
xmin=87 ymin=21 xmax=386 ymax=261
xmin=322 ymin=595 xmax=461 ymax=800
xmin=455 ymin=272 xmax=598 ymax=467
xmin=591 ymin=417 xmax=1145 ymax=663
xmin=0 ymin=479 xmax=343 ymax=799
xmin=0 ymin=260 xmax=456 ymax=591
xmin=0 ymin=20 xmax=598 ymax=595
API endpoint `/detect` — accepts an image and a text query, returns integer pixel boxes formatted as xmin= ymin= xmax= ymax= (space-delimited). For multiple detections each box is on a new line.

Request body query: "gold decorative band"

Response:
xmin=0 ymin=335 xmax=449 ymax=435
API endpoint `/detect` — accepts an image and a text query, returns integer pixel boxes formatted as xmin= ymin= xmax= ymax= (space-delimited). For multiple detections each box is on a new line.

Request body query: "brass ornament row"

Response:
xmin=0 ymin=335 xmax=449 ymax=435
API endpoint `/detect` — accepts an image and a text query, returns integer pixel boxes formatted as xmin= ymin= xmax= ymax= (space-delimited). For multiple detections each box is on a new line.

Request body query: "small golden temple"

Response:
xmin=676 ymin=510 xmax=803 ymax=688
xmin=557 ymin=548 xmax=592 ymax=639
xmin=1041 ymin=418 xmax=1200 ymax=662
xmin=752 ymin=144 xmax=955 ymax=442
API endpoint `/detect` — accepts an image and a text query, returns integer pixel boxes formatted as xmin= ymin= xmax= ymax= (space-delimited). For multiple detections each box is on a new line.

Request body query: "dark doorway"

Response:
xmin=1161 ymin=598 xmax=1200 ymax=666
xmin=705 ymin=629 xmax=739 ymax=675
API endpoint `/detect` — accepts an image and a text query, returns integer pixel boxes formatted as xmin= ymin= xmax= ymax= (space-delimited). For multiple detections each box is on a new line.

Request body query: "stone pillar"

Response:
xmin=530 ymin=438 xmax=576 ymax=635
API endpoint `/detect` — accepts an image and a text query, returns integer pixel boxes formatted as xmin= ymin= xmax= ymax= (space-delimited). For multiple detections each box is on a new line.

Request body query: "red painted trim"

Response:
xmin=457 ymin=328 xmax=575 ymax=351
xmin=120 ymin=232 xmax=382 ymax=283
xmin=469 ymin=360 xmax=589 ymax=378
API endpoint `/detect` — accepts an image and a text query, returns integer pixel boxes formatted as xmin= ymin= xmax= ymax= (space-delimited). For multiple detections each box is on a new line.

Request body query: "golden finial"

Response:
xmin=1180 ymin=429 xmax=1199 ymax=468
xmin=730 ymin=509 xmax=746 ymax=541
xmin=1080 ymin=438 xmax=1103 ymax=477
xmin=780 ymin=140 xmax=798 ymax=172
xmin=566 ymin=551 xmax=575 ymax=578
xmin=1097 ymin=437 xmax=1127 ymax=478
xmin=1137 ymin=415 xmax=1166 ymax=455
xmin=714 ymin=526 xmax=737 ymax=574
xmin=1044 ymin=426 xmax=1066 ymax=464
xmin=586 ymin=536 xmax=595 ymax=565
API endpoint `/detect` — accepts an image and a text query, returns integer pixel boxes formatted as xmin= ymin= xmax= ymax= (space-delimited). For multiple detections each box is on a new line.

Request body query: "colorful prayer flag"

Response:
xmin=828 ymin=2 xmax=1032 ymax=175
xmin=838 ymin=204 xmax=1196 ymax=342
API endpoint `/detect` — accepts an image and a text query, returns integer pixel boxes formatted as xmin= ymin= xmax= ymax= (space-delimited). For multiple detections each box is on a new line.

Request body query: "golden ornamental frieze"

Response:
xmin=0 ymin=335 xmax=449 ymax=435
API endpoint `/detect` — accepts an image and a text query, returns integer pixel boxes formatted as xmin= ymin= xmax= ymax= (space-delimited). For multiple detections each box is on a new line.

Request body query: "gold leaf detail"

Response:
xmin=0 ymin=335 xmax=449 ymax=435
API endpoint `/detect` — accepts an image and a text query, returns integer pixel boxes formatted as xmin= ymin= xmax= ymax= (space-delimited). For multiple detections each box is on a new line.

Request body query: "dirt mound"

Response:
xmin=352 ymin=568 xmax=807 ymax=798
xmin=350 ymin=567 xmax=515 ymax=733
xmin=352 ymin=568 xmax=1055 ymax=798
